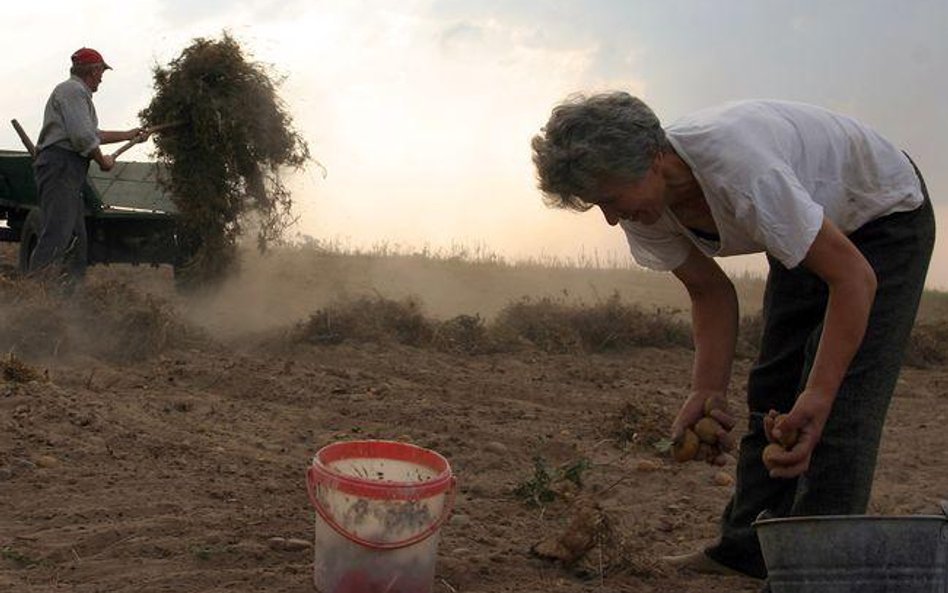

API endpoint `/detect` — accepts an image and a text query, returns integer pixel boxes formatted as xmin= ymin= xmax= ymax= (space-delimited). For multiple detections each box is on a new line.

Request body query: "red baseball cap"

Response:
xmin=71 ymin=47 xmax=112 ymax=70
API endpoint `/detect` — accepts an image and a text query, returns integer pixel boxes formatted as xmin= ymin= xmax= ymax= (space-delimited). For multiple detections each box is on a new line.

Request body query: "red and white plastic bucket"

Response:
xmin=306 ymin=440 xmax=455 ymax=593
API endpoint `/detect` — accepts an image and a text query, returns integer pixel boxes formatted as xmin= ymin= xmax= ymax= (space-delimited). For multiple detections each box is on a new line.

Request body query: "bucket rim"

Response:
xmin=754 ymin=514 xmax=948 ymax=529
xmin=309 ymin=439 xmax=453 ymax=500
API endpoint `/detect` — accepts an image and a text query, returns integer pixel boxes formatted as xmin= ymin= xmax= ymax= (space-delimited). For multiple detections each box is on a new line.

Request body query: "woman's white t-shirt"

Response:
xmin=619 ymin=100 xmax=924 ymax=271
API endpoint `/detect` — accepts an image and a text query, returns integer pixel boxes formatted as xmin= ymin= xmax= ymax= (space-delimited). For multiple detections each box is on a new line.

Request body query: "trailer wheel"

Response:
xmin=17 ymin=208 xmax=43 ymax=274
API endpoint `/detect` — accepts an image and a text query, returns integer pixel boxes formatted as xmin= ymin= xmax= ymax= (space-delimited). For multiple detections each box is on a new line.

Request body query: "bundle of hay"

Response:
xmin=140 ymin=32 xmax=310 ymax=286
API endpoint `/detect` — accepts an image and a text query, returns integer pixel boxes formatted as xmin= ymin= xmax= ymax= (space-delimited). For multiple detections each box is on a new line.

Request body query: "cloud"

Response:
xmin=2 ymin=1 xmax=944 ymax=288
xmin=153 ymin=0 xmax=311 ymax=28
xmin=231 ymin=2 xmax=651 ymax=257
xmin=440 ymin=21 xmax=484 ymax=49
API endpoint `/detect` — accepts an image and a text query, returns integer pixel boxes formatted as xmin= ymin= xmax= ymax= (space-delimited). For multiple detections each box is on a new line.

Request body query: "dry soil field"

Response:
xmin=2 ymin=245 xmax=947 ymax=593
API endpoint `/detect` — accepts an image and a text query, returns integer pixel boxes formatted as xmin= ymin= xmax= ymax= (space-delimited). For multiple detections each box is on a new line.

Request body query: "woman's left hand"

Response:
xmin=765 ymin=388 xmax=835 ymax=478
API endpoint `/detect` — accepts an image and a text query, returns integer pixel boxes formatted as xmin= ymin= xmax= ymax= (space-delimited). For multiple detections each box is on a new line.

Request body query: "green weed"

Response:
xmin=1 ymin=546 xmax=41 ymax=567
xmin=188 ymin=543 xmax=234 ymax=561
xmin=513 ymin=456 xmax=591 ymax=508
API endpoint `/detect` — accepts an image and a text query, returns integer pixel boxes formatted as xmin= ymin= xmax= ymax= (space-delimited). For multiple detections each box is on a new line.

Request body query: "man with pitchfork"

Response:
xmin=28 ymin=47 xmax=149 ymax=278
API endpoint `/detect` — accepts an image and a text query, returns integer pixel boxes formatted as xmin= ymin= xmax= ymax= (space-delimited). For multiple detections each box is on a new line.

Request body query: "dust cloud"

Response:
xmin=2 ymin=241 xmax=765 ymax=348
xmin=167 ymin=245 xmax=724 ymax=341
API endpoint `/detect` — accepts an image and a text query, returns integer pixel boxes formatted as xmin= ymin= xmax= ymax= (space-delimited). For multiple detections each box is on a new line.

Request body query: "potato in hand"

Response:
xmin=672 ymin=428 xmax=700 ymax=462
xmin=672 ymin=400 xmax=731 ymax=464
xmin=762 ymin=443 xmax=785 ymax=471
xmin=761 ymin=409 xmax=800 ymax=472
xmin=694 ymin=416 xmax=724 ymax=444
xmin=763 ymin=410 xmax=800 ymax=449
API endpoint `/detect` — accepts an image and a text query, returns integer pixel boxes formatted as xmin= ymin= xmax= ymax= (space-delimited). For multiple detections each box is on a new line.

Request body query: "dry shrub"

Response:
xmin=738 ymin=313 xmax=947 ymax=368
xmin=141 ymin=32 xmax=309 ymax=287
xmin=493 ymin=294 xmax=690 ymax=354
xmin=571 ymin=296 xmax=690 ymax=351
xmin=0 ymin=277 xmax=199 ymax=363
xmin=492 ymin=297 xmax=584 ymax=353
xmin=293 ymin=299 xmax=516 ymax=352
xmin=904 ymin=321 xmax=948 ymax=368
xmin=289 ymin=293 xmax=694 ymax=354
xmin=1 ymin=352 xmax=42 ymax=383
xmin=293 ymin=296 xmax=434 ymax=347
xmin=0 ymin=281 xmax=71 ymax=358
xmin=431 ymin=314 xmax=497 ymax=354
xmin=286 ymin=291 xmax=948 ymax=370
xmin=71 ymin=281 xmax=199 ymax=362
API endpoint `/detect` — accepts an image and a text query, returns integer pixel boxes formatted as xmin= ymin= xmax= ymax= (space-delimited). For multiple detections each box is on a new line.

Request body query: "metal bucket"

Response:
xmin=754 ymin=503 xmax=948 ymax=593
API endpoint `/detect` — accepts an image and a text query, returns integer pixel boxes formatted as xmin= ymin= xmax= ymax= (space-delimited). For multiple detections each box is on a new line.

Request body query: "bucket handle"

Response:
xmin=306 ymin=466 xmax=457 ymax=550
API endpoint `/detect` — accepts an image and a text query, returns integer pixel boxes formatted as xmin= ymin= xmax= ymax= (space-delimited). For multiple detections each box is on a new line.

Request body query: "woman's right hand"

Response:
xmin=672 ymin=390 xmax=737 ymax=464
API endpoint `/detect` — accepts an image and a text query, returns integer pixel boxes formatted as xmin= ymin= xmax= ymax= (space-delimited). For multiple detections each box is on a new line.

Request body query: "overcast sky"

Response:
xmin=3 ymin=0 xmax=946 ymax=287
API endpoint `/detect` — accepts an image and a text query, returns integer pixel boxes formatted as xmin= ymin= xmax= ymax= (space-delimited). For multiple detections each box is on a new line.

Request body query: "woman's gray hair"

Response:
xmin=531 ymin=92 xmax=668 ymax=211
xmin=70 ymin=63 xmax=102 ymax=77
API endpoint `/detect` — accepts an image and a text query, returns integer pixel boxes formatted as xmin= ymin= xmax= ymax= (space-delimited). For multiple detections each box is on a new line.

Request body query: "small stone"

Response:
xmin=484 ymin=442 xmax=507 ymax=454
xmin=712 ymin=471 xmax=734 ymax=487
xmin=636 ymin=459 xmax=662 ymax=472
xmin=36 ymin=455 xmax=60 ymax=468
xmin=282 ymin=538 xmax=311 ymax=551
xmin=449 ymin=513 xmax=471 ymax=526
xmin=268 ymin=536 xmax=310 ymax=551
xmin=0 ymin=467 xmax=13 ymax=481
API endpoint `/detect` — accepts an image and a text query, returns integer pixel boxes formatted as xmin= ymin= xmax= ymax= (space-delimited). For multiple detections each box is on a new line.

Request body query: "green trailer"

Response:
xmin=0 ymin=148 xmax=188 ymax=275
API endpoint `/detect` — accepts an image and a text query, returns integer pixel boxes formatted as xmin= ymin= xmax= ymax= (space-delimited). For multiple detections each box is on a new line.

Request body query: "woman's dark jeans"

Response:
xmin=707 ymin=169 xmax=936 ymax=579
